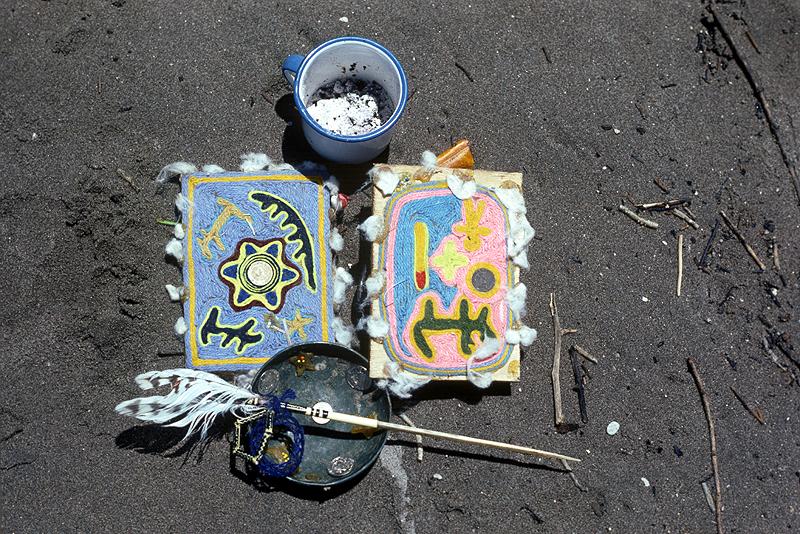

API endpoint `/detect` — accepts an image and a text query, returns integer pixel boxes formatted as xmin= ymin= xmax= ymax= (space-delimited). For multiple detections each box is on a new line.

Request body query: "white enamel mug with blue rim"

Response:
xmin=282 ymin=37 xmax=408 ymax=164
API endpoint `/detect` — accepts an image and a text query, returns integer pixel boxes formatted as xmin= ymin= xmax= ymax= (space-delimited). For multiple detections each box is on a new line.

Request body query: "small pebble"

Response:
xmin=613 ymin=128 xmax=621 ymax=134
xmin=642 ymin=296 xmax=649 ymax=302
xmin=432 ymin=473 xmax=443 ymax=481
xmin=339 ymin=16 xmax=349 ymax=22
xmin=607 ymin=421 xmax=620 ymax=436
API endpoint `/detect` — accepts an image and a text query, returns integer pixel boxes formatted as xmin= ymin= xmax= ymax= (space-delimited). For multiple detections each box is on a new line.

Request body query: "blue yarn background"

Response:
xmin=180 ymin=172 xmax=333 ymax=370
xmin=390 ymin=193 xmax=460 ymax=357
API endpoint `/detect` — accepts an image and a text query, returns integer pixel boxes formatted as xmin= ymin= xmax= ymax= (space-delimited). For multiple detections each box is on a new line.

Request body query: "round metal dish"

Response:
xmin=251 ymin=342 xmax=391 ymax=487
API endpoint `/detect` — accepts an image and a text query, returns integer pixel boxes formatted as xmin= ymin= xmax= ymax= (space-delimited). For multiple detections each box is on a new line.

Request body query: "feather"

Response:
xmin=115 ymin=369 xmax=263 ymax=441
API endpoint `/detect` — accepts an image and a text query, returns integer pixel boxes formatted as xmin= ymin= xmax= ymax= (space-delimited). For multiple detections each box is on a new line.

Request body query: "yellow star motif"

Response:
xmin=285 ymin=309 xmax=314 ymax=341
xmin=289 ymin=353 xmax=316 ymax=377
xmin=453 ymin=199 xmax=491 ymax=252
xmin=431 ymin=240 xmax=468 ymax=282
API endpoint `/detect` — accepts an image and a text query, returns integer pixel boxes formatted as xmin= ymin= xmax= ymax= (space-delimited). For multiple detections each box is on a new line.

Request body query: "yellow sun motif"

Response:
xmin=219 ymin=238 xmax=301 ymax=312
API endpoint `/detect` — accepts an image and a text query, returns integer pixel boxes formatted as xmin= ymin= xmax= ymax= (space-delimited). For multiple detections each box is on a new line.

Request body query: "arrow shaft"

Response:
xmin=282 ymin=402 xmax=580 ymax=463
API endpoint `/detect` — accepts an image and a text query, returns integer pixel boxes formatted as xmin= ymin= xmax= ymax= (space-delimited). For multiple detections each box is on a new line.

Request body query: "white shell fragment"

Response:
xmin=606 ymin=421 xmax=620 ymax=436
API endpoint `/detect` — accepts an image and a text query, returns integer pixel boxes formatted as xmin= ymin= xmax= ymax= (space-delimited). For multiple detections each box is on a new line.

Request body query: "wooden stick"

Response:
xmin=761 ymin=336 xmax=790 ymax=373
xmin=653 ymin=177 xmax=670 ymax=193
xmin=635 ymin=199 xmax=687 ymax=210
xmin=116 ymin=168 xmax=139 ymax=192
xmin=673 ymin=209 xmax=699 ymax=229
xmin=708 ymin=4 xmax=800 ymax=206
xmin=569 ymin=348 xmax=588 ymax=423
xmin=560 ymin=459 xmax=588 ymax=492
xmin=729 ymin=387 xmax=765 ymax=425
xmin=745 ymin=29 xmax=761 ymax=54
xmin=687 ymin=358 xmax=723 ymax=534
xmin=285 ymin=401 xmax=581 ymax=463
xmin=699 ymin=219 xmax=719 ymax=269
xmin=759 ymin=315 xmax=800 ymax=370
xmin=573 ymin=344 xmax=598 ymax=364
xmin=619 ymin=204 xmax=659 ymax=228
xmin=772 ymin=241 xmax=781 ymax=271
xmin=398 ymin=412 xmax=424 ymax=461
xmin=677 ymin=234 xmax=684 ymax=296
xmin=550 ymin=293 xmax=565 ymax=428
xmin=701 ymin=481 xmax=716 ymax=513
xmin=720 ymin=210 xmax=766 ymax=270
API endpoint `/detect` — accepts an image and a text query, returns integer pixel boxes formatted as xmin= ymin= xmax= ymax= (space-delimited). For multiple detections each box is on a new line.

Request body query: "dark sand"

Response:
xmin=1 ymin=1 xmax=798 ymax=532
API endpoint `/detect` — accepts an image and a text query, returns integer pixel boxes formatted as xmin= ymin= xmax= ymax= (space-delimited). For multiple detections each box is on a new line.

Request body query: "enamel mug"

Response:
xmin=282 ymin=37 xmax=408 ymax=164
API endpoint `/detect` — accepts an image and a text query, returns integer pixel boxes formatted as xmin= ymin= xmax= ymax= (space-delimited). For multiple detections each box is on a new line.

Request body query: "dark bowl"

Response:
xmin=251 ymin=342 xmax=391 ymax=487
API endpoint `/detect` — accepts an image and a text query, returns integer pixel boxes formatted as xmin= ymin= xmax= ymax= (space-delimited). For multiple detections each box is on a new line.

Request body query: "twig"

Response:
xmin=761 ymin=336 xmax=791 ymax=376
xmin=699 ymin=219 xmax=719 ymax=269
xmin=772 ymin=241 xmax=781 ymax=271
xmin=157 ymin=219 xmax=179 ymax=226
xmin=729 ymin=387 xmax=765 ymax=424
xmin=569 ymin=347 xmax=588 ymax=423
xmin=398 ymin=413 xmax=424 ymax=462
xmin=687 ymin=358 xmax=723 ymax=534
xmin=708 ymin=4 xmax=800 ymax=206
xmin=560 ymin=459 xmax=588 ymax=492
xmin=280 ymin=318 xmax=293 ymax=345
xmin=573 ymin=344 xmax=598 ymax=364
xmin=684 ymin=205 xmax=699 ymax=220
xmin=635 ymin=199 xmax=687 ymax=210
xmin=720 ymin=210 xmax=766 ymax=270
xmin=454 ymin=62 xmax=475 ymax=82
xmin=550 ymin=293 xmax=565 ymax=429
xmin=653 ymin=177 xmax=670 ymax=193
xmin=759 ymin=316 xmax=800 ymax=370
xmin=673 ymin=209 xmax=700 ymax=229
xmin=156 ymin=350 xmax=183 ymax=357
xmin=744 ymin=29 xmax=761 ymax=54
xmin=541 ymin=46 xmax=552 ymax=64
xmin=116 ymin=168 xmax=139 ymax=192
xmin=701 ymin=481 xmax=716 ymax=513
xmin=619 ymin=204 xmax=659 ymax=229
xmin=761 ymin=336 xmax=786 ymax=369
xmin=677 ymin=234 xmax=684 ymax=296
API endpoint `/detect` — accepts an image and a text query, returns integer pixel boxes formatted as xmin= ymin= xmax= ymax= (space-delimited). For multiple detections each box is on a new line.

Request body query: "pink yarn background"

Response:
xmin=385 ymin=190 xmax=508 ymax=369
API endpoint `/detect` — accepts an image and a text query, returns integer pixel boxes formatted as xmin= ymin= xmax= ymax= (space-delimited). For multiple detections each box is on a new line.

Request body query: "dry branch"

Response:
xmin=687 ymin=358 xmax=723 ymax=534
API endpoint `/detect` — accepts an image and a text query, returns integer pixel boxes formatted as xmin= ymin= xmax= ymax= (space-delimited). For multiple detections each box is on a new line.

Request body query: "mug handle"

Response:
xmin=282 ymin=54 xmax=304 ymax=87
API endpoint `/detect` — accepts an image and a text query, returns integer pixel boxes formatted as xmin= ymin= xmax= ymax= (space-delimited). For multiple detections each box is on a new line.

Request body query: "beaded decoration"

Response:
xmin=233 ymin=389 xmax=305 ymax=479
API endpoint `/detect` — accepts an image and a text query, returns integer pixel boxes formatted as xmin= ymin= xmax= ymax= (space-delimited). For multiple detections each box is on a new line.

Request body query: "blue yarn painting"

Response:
xmin=180 ymin=172 xmax=333 ymax=371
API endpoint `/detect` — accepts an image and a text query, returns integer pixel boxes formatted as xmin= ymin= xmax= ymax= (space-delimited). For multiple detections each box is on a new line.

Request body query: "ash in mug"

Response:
xmin=306 ymin=78 xmax=395 ymax=137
